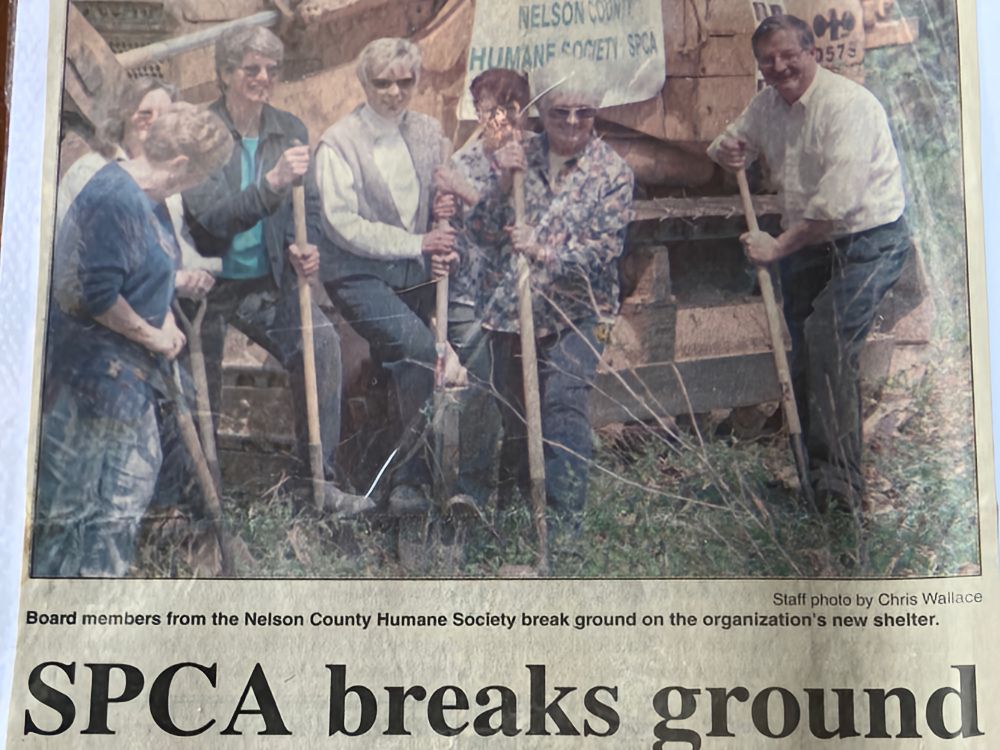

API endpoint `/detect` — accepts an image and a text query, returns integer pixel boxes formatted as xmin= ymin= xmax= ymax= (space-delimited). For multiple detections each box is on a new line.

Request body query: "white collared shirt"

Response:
xmin=708 ymin=66 xmax=905 ymax=235
xmin=315 ymin=104 xmax=423 ymax=259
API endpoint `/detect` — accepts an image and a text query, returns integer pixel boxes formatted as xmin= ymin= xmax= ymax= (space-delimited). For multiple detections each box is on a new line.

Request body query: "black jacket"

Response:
xmin=183 ymin=99 xmax=320 ymax=288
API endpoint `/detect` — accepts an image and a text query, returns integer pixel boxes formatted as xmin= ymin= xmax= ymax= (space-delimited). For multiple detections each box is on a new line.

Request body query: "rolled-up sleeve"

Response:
xmin=314 ymin=144 xmax=423 ymax=260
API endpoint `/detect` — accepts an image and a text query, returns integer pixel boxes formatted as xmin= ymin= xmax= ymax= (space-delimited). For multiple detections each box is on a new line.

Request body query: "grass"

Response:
xmin=135 ymin=341 xmax=980 ymax=580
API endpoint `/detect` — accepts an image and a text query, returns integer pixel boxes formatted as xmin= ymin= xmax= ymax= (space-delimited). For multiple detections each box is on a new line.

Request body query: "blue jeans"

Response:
xmin=33 ymin=385 xmax=161 ymax=577
xmin=449 ymin=304 xmax=502 ymax=505
xmin=779 ymin=217 xmax=912 ymax=501
xmin=326 ymin=275 xmax=436 ymax=487
xmin=199 ymin=275 xmax=344 ymax=479
xmin=492 ymin=320 xmax=603 ymax=519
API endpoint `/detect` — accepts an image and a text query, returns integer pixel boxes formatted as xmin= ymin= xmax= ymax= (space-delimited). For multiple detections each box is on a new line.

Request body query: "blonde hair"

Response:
xmin=144 ymin=103 xmax=232 ymax=176
xmin=356 ymin=37 xmax=422 ymax=88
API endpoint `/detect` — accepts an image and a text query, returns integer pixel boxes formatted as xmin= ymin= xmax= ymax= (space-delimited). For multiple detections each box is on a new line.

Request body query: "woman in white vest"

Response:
xmin=314 ymin=37 xmax=460 ymax=515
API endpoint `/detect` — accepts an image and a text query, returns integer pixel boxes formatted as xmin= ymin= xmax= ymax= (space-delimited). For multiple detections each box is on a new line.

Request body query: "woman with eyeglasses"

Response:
xmin=182 ymin=26 xmax=367 ymax=514
xmin=313 ymin=37 xmax=461 ymax=516
xmin=464 ymin=59 xmax=635 ymax=531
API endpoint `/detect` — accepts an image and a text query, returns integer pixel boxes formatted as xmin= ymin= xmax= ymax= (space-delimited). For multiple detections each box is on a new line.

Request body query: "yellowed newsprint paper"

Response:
xmin=3 ymin=0 xmax=998 ymax=746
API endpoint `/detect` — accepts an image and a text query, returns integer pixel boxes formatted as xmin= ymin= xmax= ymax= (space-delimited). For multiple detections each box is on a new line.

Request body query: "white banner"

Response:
xmin=461 ymin=0 xmax=666 ymax=116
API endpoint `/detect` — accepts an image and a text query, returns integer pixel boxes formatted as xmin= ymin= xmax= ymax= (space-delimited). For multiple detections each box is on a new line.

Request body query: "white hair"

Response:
xmin=356 ymin=37 xmax=422 ymax=87
xmin=530 ymin=58 xmax=604 ymax=111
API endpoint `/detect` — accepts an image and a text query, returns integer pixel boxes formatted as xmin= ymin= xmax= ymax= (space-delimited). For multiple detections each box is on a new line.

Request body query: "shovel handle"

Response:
xmin=292 ymin=183 xmax=326 ymax=510
xmin=736 ymin=171 xmax=814 ymax=506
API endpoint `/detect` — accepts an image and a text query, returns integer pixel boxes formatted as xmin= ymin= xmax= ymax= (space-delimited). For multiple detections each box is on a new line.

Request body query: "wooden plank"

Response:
xmin=603 ymin=300 xmax=677 ymax=371
xmin=219 ymin=385 xmax=296 ymax=447
xmin=633 ymin=195 xmax=783 ymax=221
xmin=117 ymin=10 xmax=280 ymax=70
xmin=176 ymin=0 xmax=267 ymax=23
xmin=296 ymin=0 xmax=399 ymax=26
xmin=590 ymin=352 xmax=782 ymax=426
xmin=666 ymin=34 xmax=757 ymax=77
xmin=64 ymin=4 xmax=131 ymax=127
xmin=865 ymin=17 xmax=919 ymax=49
xmin=622 ymin=246 xmax=673 ymax=302
xmin=601 ymin=74 xmax=755 ymax=142
xmin=662 ymin=0 xmax=759 ymax=37
xmin=664 ymin=75 xmax=756 ymax=141
xmin=674 ymin=302 xmax=790 ymax=360
xmin=601 ymin=93 xmax=667 ymax=141
xmin=603 ymin=135 xmax=716 ymax=187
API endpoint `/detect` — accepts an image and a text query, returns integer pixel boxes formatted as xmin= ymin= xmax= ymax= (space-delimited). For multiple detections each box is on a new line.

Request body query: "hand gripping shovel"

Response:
xmin=291 ymin=167 xmax=374 ymax=517
xmin=737 ymin=170 xmax=816 ymax=510
xmin=291 ymin=180 xmax=327 ymax=512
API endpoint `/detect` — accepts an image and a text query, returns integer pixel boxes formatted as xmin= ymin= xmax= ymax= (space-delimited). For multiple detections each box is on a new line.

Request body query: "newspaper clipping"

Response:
xmin=5 ymin=0 xmax=998 ymax=746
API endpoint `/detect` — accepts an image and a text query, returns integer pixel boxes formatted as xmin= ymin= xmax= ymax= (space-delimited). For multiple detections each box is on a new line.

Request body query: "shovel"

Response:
xmin=737 ymin=170 xmax=816 ymax=510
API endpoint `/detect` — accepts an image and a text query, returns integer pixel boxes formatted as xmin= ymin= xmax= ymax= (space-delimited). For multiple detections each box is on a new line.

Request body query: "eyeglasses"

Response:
xmin=371 ymin=77 xmax=416 ymax=91
xmin=546 ymin=107 xmax=598 ymax=122
xmin=240 ymin=63 xmax=281 ymax=79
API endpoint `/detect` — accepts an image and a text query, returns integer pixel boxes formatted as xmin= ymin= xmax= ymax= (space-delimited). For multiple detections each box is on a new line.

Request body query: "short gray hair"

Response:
xmin=356 ymin=37 xmax=422 ymax=88
xmin=531 ymin=58 xmax=604 ymax=111
xmin=215 ymin=26 xmax=284 ymax=88
xmin=145 ymin=103 xmax=233 ymax=177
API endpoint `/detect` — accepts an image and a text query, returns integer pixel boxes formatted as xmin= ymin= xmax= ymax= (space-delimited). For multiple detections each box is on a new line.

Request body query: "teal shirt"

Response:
xmin=221 ymin=137 xmax=268 ymax=279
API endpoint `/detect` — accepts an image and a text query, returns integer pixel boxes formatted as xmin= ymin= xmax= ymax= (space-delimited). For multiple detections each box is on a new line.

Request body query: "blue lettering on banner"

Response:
xmin=519 ymin=2 xmax=587 ymax=30
xmin=587 ymin=0 xmax=638 ymax=24
xmin=627 ymin=30 xmax=658 ymax=57
xmin=559 ymin=36 xmax=620 ymax=62
xmin=468 ymin=41 xmax=560 ymax=72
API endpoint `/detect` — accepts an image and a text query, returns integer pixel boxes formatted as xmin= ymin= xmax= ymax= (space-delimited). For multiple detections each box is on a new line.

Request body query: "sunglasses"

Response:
xmin=240 ymin=64 xmax=281 ymax=79
xmin=371 ymin=77 xmax=416 ymax=91
xmin=546 ymin=106 xmax=598 ymax=122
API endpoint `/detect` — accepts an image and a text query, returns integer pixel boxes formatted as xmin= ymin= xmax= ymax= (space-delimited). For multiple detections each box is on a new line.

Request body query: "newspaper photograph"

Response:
xmin=3 ymin=0 xmax=998 ymax=746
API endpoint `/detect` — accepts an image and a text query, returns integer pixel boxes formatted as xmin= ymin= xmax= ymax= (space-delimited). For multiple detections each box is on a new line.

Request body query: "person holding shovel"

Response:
xmin=313 ymin=37 xmax=462 ymax=515
xmin=54 ymin=77 xmax=220 ymax=514
xmin=34 ymin=105 xmax=232 ymax=577
xmin=707 ymin=14 xmax=912 ymax=514
xmin=183 ymin=27 xmax=365 ymax=513
xmin=431 ymin=68 xmax=532 ymax=511
xmin=464 ymin=60 xmax=634 ymax=530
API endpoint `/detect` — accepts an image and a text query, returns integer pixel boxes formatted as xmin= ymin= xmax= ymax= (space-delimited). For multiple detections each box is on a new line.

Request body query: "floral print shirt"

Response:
xmin=464 ymin=132 xmax=634 ymax=336
xmin=448 ymin=137 xmax=495 ymax=308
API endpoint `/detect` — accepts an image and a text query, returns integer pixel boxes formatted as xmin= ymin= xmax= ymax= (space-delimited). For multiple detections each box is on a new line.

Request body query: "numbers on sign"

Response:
xmin=814 ymin=41 xmax=860 ymax=64
xmin=815 ymin=42 xmax=858 ymax=64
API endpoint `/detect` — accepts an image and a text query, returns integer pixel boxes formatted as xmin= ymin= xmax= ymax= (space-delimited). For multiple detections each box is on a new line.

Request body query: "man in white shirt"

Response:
xmin=708 ymin=14 xmax=912 ymax=514
xmin=314 ymin=38 xmax=458 ymax=514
